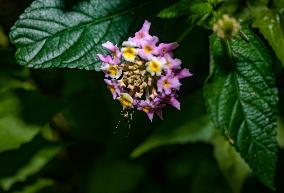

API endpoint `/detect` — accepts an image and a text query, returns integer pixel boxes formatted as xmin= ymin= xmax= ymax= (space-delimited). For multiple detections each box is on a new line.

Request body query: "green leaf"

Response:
xmin=212 ymin=131 xmax=251 ymax=193
xmin=0 ymin=145 xmax=60 ymax=191
xmin=252 ymin=7 xmax=284 ymax=67
xmin=158 ymin=0 xmax=213 ymax=20
xmin=10 ymin=0 xmax=145 ymax=70
xmin=204 ymin=28 xmax=278 ymax=189
xmin=13 ymin=179 xmax=54 ymax=193
xmin=0 ymin=92 xmax=40 ymax=153
xmin=131 ymin=116 xmax=214 ymax=158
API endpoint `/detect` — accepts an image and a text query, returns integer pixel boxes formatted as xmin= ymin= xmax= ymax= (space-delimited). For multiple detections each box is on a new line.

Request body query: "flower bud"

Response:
xmin=213 ymin=14 xmax=241 ymax=40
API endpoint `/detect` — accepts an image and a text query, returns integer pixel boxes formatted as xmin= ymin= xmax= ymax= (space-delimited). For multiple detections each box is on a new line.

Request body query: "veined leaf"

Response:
xmin=204 ymin=28 xmax=278 ymax=189
xmin=252 ymin=7 xmax=284 ymax=67
xmin=10 ymin=0 xmax=145 ymax=70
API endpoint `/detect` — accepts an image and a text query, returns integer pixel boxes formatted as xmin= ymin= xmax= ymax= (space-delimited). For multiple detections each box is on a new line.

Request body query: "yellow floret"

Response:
xmin=122 ymin=47 xmax=137 ymax=62
xmin=143 ymin=45 xmax=153 ymax=54
xmin=107 ymin=65 xmax=120 ymax=78
xmin=118 ymin=93 xmax=134 ymax=109
xmin=146 ymin=57 xmax=165 ymax=76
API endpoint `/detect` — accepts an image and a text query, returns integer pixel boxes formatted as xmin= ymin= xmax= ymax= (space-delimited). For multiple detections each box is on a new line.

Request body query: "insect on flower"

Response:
xmin=98 ymin=20 xmax=192 ymax=122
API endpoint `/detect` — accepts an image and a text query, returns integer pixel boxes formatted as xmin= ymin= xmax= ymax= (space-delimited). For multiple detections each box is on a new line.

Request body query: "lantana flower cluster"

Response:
xmin=98 ymin=20 xmax=192 ymax=121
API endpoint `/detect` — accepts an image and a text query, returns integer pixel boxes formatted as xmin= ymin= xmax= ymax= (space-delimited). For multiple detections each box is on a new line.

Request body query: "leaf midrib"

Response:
xmin=224 ymin=40 xmax=272 ymax=153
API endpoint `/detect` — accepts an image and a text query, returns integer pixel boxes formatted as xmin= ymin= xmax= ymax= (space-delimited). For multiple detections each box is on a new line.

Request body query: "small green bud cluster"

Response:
xmin=213 ymin=14 xmax=241 ymax=40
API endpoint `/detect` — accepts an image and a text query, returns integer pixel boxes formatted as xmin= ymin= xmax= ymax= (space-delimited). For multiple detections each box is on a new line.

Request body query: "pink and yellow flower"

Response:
xmin=157 ymin=75 xmax=181 ymax=95
xmin=98 ymin=20 xmax=192 ymax=121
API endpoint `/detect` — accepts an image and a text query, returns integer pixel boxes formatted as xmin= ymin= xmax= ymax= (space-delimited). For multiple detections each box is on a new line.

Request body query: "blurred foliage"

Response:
xmin=252 ymin=6 xmax=284 ymax=67
xmin=0 ymin=0 xmax=284 ymax=193
xmin=212 ymin=133 xmax=251 ymax=193
xmin=13 ymin=179 xmax=54 ymax=193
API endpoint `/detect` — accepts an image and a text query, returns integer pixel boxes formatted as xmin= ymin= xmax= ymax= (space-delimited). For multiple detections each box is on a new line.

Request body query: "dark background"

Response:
xmin=0 ymin=0 xmax=284 ymax=193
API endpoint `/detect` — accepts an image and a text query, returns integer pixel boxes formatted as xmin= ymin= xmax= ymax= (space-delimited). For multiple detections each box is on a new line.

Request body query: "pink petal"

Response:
xmin=141 ymin=20 xmax=151 ymax=33
xmin=177 ymin=69 xmax=193 ymax=79
xmin=102 ymin=41 xmax=116 ymax=51
xmin=97 ymin=54 xmax=112 ymax=63
xmin=146 ymin=111 xmax=154 ymax=122
xmin=156 ymin=42 xmax=179 ymax=56
xmin=171 ymin=58 xmax=182 ymax=69
xmin=170 ymin=77 xmax=182 ymax=89
xmin=169 ymin=97 xmax=180 ymax=110
xmin=165 ymin=88 xmax=172 ymax=95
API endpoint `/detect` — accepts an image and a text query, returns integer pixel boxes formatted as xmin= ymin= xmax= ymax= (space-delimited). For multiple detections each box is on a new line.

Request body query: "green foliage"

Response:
xmin=157 ymin=0 xmax=214 ymax=30
xmin=131 ymin=90 xmax=250 ymax=193
xmin=0 ymin=137 xmax=60 ymax=191
xmin=277 ymin=118 xmax=284 ymax=148
xmin=204 ymin=28 xmax=278 ymax=189
xmin=0 ymin=92 xmax=41 ymax=153
xmin=0 ymin=147 xmax=59 ymax=191
xmin=13 ymin=179 xmax=54 ymax=193
xmin=157 ymin=0 xmax=221 ymax=19
xmin=212 ymin=133 xmax=251 ymax=193
xmin=131 ymin=115 xmax=213 ymax=158
xmin=157 ymin=0 xmax=193 ymax=19
xmin=165 ymin=145 xmax=233 ymax=193
xmin=130 ymin=90 xmax=209 ymax=156
xmin=9 ymin=0 xmax=145 ymax=70
xmin=273 ymin=0 xmax=284 ymax=10
xmin=252 ymin=7 xmax=284 ymax=67
xmin=0 ymin=26 xmax=9 ymax=47
xmin=85 ymin=159 xmax=144 ymax=193
xmin=248 ymin=0 xmax=270 ymax=6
